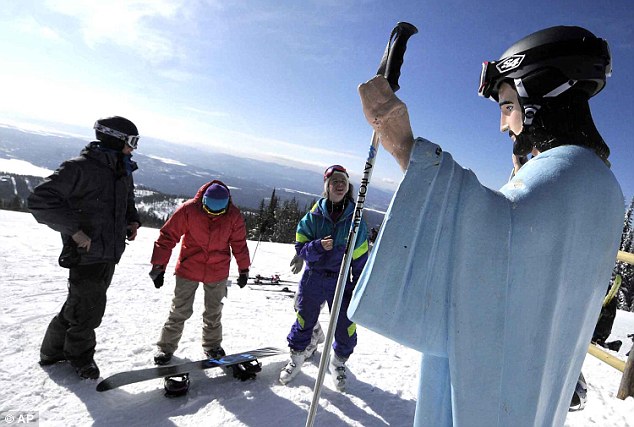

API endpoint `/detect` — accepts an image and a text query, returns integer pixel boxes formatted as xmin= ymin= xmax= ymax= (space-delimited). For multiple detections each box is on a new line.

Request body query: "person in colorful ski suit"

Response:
xmin=29 ymin=116 xmax=141 ymax=380
xmin=150 ymin=180 xmax=250 ymax=365
xmin=279 ymin=165 xmax=369 ymax=391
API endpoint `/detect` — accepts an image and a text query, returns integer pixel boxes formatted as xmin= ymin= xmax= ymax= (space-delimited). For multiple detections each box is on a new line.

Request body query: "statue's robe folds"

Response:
xmin=348 ymin=138 xmax=623 ymax=427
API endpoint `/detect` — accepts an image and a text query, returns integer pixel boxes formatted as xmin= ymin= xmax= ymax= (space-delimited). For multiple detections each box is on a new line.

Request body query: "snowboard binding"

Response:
xmin=230 ymin=359 xmax=262 ymax=381
xmin=164 ymin=373 xmax=190 ymax=398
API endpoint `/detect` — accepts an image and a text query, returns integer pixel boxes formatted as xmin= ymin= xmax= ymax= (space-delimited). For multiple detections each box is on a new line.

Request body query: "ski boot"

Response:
xmin=328 ymin=353 xmax=348 ymax=392
xmin=39 ymin=352 xmax=66 ymax=366
xmin=204 ymin=346 xmax=226 ymax=360
xmin=279 ymin=349 xmax=307 ymax=385
xmin=153 ymin=349 xmax=173 ymax=366
xmin=568 ymin=372 xmax=587 ymax=412
xmin=73 ymin=359 xmax=100 ymax=380
xmin=305 ymin=324 xmax=326 ymax=360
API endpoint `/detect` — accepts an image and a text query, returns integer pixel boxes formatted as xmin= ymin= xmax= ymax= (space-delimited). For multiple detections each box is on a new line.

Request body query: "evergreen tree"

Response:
xmin=9 ymin=195 xmax=24 ymax=211
xmin=260 ymin=189 xmax=278 ymax=241
xmin=614 ymin=196 xmax=634 ymax=311
xmin=248 ymin=199 xmax=267 ymax=240
xmin=273 ymin=198 xmax=302 ymax=243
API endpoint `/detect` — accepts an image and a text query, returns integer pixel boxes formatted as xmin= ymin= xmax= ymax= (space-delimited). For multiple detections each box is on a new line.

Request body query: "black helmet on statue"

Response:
xmin=94 ymin=116 xmax=140 ymax=151
xmin=478 ymin=26 xmax=612 ymax=161
xmin=478 ymin=26 xmax=611 ymax=102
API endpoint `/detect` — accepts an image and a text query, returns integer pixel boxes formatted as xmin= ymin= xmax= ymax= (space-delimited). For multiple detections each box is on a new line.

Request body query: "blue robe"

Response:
xmin=348 ymin=138 xmax=623 ymax=427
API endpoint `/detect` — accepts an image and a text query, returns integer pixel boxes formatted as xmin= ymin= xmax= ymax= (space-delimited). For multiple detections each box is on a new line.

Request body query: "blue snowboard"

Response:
xmin=96 ymin=347 xmax=283 ymax=392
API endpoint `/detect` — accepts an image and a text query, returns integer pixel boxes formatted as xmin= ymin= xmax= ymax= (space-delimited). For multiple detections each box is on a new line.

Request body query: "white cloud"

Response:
xmin=14 ymin=16 xmax=63 ymax=42
xmin=156 ymin=68 xmax=196 ymax=83
xmin=44 ymin=0 xmax=187 ymax=64
xmin=183 ymin=106 xmax=230 ymax=118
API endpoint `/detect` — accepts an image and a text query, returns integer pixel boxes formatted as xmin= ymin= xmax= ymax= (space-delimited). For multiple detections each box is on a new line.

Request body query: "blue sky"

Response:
xmin=0 ymin=0 xmax=632 ymax=200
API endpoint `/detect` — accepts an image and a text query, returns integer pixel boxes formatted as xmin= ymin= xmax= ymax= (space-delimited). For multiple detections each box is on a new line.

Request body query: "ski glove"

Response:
xmin=149 ymin=266 xmax=165 ymax=289
xmin=237 ymin=270 xmax=249 ymax=288
xmin=290 ymin=254 xmax=304 ymax=274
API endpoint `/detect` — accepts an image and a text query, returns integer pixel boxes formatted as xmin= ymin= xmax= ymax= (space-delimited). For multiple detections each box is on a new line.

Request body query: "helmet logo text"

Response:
xmin=496 ymin=54 xmax=525 ymax=73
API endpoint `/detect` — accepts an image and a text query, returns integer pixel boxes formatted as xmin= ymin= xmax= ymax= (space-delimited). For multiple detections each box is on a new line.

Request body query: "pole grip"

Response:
xmin=376 ymin=22 xmax=418 ymax=92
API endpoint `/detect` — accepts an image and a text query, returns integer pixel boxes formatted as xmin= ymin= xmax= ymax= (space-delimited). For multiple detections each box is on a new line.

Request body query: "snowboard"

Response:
xmin=96 ymin=347 xmax=284 ymax=392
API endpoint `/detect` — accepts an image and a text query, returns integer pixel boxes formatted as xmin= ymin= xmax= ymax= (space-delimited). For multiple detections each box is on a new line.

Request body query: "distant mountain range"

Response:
xmin=0 ymin=124 xmax=391 ymax=227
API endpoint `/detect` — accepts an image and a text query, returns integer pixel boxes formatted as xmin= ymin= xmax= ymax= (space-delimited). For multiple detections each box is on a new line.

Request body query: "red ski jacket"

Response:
xmin=151 ymin=180 xmax=250 ymax=283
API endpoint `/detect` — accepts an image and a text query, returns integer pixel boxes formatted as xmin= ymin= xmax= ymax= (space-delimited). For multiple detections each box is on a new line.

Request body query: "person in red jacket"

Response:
xmin=149 ymin=180 xmax=250 ymax=365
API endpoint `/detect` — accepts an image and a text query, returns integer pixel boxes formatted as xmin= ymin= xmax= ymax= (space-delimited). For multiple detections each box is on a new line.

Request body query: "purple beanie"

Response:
xmin=203 ymin=183 xmax=230 ymax=213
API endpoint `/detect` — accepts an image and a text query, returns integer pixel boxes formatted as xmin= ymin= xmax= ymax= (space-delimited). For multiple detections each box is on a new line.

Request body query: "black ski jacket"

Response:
xmin=28 ymin=141 xmax=140 ymax=265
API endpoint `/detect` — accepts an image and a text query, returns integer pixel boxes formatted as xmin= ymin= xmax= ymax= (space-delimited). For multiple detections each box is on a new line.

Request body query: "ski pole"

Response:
xmin=250 ymin=222 xmax=267 ymax=266
xmin=305 ymin=21 xmax=418 ymax=427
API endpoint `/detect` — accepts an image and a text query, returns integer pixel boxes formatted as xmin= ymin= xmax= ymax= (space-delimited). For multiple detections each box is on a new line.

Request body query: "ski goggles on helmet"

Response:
xmin=324 ymin=165 xmax=348 ymax=181
xmin=93 ymin=122 xmax=140 ymax=149
xmin=478 ymin=59 xmax=518 ymax=100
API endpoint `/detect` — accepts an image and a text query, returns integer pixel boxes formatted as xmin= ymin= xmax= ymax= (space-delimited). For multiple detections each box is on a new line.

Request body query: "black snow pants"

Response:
xmin=40 ymin=262 xmax=116 ymax=366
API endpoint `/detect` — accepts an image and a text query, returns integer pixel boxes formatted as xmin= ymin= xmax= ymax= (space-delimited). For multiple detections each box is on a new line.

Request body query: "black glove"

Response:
xmin=149 ymin=266 xmax=165 ymax=289
xmin=290 ymin=254 xmax=304 ymax=274
xmin=237 ymin=270 xmax=249 ymax=288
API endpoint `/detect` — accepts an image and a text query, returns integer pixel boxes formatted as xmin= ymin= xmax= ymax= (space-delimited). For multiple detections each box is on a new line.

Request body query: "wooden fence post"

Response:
xmin=617 ymin=345 xmax=634 ymax=400
xmin=587 ymin=343 xmax=625 ymax=372
xmin=617 ymin=250 xmax=634 ymax=265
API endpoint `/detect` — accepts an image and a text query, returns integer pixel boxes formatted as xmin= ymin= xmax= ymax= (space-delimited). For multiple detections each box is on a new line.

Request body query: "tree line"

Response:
xmin=243 ymin=189 xmax=315 ymax=244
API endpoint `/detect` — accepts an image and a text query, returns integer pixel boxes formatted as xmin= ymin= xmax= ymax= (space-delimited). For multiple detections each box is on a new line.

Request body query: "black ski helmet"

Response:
xmin=478 ymin=26 xmax=612 ymax=160
xmin=163 ymin=373 xmax=190 ymax=397
xmin=479 ymin=26 xmax=611 ymax=102
xmin=94 ymin=116 xmax=140 ymax=151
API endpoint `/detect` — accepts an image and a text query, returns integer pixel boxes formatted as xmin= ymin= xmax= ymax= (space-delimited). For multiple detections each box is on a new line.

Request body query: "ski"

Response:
xmin=247 ymin=280 xmax=297 ymax=287
xmin=248 ymin=274 xmax=296 ymax=285
xmin=249 ymin=286 xmax=295 ymax=294
xmin=96 ymin=347 xmax=284 ymax=392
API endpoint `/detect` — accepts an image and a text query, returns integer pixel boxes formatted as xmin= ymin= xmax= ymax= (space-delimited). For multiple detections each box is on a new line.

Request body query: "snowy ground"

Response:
xmin=1 ymin=209 xmax=632 ymax=427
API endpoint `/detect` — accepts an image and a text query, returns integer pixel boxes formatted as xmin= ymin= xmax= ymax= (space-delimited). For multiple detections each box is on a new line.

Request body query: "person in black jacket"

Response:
xmin=28 ymin=116 xmax=141 ymax=379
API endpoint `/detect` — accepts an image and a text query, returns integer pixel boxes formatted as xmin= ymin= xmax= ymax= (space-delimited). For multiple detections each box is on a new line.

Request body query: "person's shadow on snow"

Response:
xmin=216 ymin=357 xmax=415 ymax=427
xmin=40 ymin=358 xmax=197 ymax=427
xmin=40 ymin=353 xmax=415 ymax=427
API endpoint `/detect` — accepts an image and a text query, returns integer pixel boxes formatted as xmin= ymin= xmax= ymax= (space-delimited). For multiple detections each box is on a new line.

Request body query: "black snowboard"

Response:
xmin=96 ymin=347 xmax=284 ymax=392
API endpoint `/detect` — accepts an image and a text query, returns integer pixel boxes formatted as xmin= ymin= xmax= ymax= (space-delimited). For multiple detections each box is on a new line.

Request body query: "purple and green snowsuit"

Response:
xmin=287 ymin=197 xmax=369 ymax=359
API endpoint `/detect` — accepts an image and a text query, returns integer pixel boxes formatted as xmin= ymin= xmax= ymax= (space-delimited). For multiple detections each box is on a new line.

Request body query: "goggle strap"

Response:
xmin=94 ymin=123 xmax=139 ymax=149
xmin=202 ymin=203 xmax=227 ymax=216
